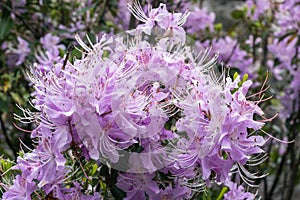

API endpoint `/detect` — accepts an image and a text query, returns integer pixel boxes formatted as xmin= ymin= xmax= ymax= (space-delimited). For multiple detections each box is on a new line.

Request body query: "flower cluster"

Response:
xmin=2 ymin=2 xmax=271 ymax=200
xmin=273 ymin=0 xmax=300 ymax=37
xmin=184 ymin=6 xmax=216 ymax=33
xmin=267 ymin=0 xmax=300 ymax=120
xmin=203 ymin=37 xmax=255 ymax=78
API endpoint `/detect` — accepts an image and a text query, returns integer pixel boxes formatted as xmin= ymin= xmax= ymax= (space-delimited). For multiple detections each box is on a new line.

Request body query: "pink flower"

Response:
xmin=246 ymin=0 xmax=270 ymax=20
xmin=9 ymin=37 xmax=30 ymax=66
xmin=127 ymin=2 xmax=189 ymax=42
xmin=116 ymin=172 xmax=160 ymax=200
xmin=224 ymin=180 xmax=255 ymax=200
xmin=40 ymin=33 xmax=65 ymax=51
xmin=185 ymin=7 xmax=215 ymax=33
xmin=2 ymin=175 xmax=36 ymax=200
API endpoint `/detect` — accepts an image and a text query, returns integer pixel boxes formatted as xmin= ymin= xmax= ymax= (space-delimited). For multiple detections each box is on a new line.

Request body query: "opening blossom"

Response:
xmin=2 ymin=2 xmax=272 ymax=199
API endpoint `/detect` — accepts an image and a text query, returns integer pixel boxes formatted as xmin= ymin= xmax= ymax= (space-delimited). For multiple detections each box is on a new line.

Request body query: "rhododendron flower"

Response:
xmin=2 ymin=2 xmax=271 ymax=199
xmin=246 ymin=0 xmax=270 ymax=20
xmin=7 ymin=37 xmax=30 ymax=66
xmin=154 ymin=183 xmax=192 ymax=200
xmin=224 ymin=180 xmax=255 ymax=200
xmin=2 ymin=175 xmax=36 ymax=200
xmin=40 ymin=33 xmax=65 ymax=53
xmin=185 ymin=7 xmax=215 ymax=33
xmin=127 ymin=2 xmax=189 ymax=42
xmin=116 ymin=173 xmax=160 ymax=200
xmin=274 ymin=0 xmax=300 ymax=36
xmin=203 ymin=37 xmax=254 ymax=77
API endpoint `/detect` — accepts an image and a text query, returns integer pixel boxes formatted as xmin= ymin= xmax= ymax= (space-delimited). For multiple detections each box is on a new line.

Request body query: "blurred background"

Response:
xmin=0 ymin=0 xmax=299 ymax=199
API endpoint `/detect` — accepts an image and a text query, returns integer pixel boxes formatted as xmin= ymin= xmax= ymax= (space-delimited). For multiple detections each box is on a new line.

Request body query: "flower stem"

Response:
xmin=216 ymin=187 xmax=229 ymax=200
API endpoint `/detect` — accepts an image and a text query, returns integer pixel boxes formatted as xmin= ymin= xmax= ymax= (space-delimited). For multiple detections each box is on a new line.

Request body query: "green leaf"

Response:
xmin=99 ymin=165 xmax=109 ymax=177
xmin=10 ymin=92 xmax=23 ymax=105
xmin=272 ymin=124 xmax=282 ymax=133
xmin=0 ymin=74 xmax=12 ymax=92
xmin=76 ymin=3 xmax=96 ymax=14
xmin=0 ymin=18 xmax=13 ymax=41
xmin=0 ymin=92 xmax=9 ymax=112
xmin=91 ymin=163 xmax=98 ymax=176
xmin=253 ymin=21 xmax=261 ymax=28
xmin=71 ymin=48 xmax=82 ymax=62
xmin=270 ymin=98 xmax=280 ymax=106
xmin=111 ymin=185 xmax=126 ymax=200
xmin=231 ymin=9 xmax=246 ymax=20
xmin=86 ymin=32 xmax=97 ymax=44
xmin=1 ymin=158 xmax=13 ymax=171
xmin=202 ymin=193 xmax=212 ymax=200
xmin=99 ymin=180 xmax=107 ymax=191
xmin=250 ymin=5 xmax=255 ymax=15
